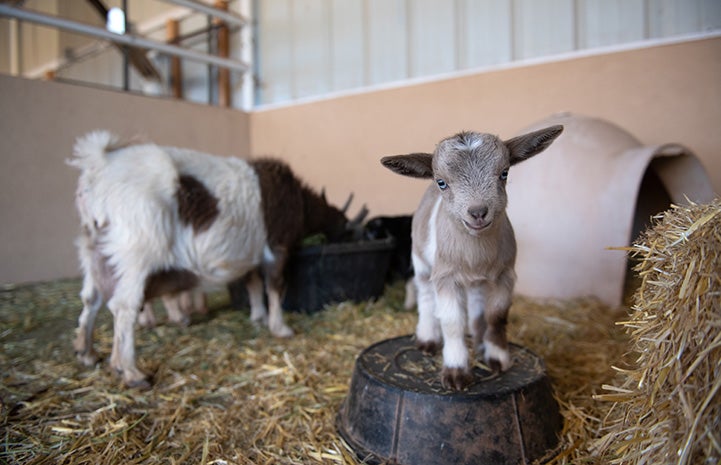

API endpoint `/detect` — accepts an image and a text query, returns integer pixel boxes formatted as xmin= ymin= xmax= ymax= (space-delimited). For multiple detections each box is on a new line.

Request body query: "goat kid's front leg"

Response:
xmin=475 ymin=276 xmax=513 ymax=372
xmin=436 ymin=284 xmax=472 ymax=390
xmin=74 ymin=275 xmax=103 ymax=366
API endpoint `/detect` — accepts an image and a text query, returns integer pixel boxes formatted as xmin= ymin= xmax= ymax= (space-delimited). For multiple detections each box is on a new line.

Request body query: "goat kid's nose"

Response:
xmin=468 ymin=206 xmax=489 ymax=221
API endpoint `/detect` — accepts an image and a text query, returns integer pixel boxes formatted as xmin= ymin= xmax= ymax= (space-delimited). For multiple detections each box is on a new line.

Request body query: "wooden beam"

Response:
xmin=166 ymin=18 xmax=183 ymax=99
xmin=214 ymin=0 xmax=230 ymax=107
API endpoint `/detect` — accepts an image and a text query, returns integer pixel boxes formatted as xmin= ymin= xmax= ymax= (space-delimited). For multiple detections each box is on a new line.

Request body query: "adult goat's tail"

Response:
xmin=66 ymin=130 xmax=120 ymax=172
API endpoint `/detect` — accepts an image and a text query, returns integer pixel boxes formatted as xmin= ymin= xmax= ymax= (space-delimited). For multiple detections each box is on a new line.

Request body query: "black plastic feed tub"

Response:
xmin=229 ymin=237 xmax=395 ymax=313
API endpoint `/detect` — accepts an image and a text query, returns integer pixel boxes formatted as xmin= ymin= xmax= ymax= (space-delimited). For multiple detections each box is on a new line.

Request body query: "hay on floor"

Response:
xmin=593 ymin=199 xmax=721 ymax=465
xmin=2 ymin=274 xmax=631 ymax=464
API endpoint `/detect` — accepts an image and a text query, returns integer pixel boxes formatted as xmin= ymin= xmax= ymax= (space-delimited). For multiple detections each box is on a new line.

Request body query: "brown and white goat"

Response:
xmin=69 ymin=131 xmax=357 ymax=387
xmin=381 ymin=125 xmax=563 ymax=390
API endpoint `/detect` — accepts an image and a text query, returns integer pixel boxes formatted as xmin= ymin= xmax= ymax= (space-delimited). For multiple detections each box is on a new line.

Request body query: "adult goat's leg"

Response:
xmin=246 ymin=269 xmax=268 ymax=326
xmin=74 ymin=272 xmax=103 ymax=366
xmin=263 ymin=253 xmax=293 ymax=338
xmin=107 ymin=278 xmax=149 ymax=388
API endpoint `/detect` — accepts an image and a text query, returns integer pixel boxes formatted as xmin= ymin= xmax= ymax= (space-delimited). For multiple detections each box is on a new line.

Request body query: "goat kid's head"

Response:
xmin=381 ymin=125 xmax=563 ymax=236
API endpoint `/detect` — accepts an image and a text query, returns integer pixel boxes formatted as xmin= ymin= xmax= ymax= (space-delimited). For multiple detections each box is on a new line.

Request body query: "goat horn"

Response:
xmin=341 ymin=193 xmax=354 ymax=213
xmin=348 ymin=204 xmax=369 ymax=226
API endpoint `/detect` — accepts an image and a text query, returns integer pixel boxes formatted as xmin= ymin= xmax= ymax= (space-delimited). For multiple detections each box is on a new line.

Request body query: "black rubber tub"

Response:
xmin=229 ymin=237 xmax=395 ymax=313
xmin=337 ymin=335 xmax=563 ymax=465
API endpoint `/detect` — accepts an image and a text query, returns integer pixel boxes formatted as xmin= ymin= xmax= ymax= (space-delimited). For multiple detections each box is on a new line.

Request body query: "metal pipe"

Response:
xmin=0 ymin=4 xmax=249 ymax=73
xmin=122 ymin=0 xmax=129 ymax=91
xmin=159 ymin=0 xmax=247 ymax=27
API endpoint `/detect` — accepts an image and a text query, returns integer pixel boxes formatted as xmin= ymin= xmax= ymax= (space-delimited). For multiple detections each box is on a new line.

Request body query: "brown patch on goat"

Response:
xmin=176 ymin=175 xmax=220 ymax=233
xmin=144 ymin=269 xmax=199 ymax=301
xmin=250 ymin=158 xmax=348 ymax=247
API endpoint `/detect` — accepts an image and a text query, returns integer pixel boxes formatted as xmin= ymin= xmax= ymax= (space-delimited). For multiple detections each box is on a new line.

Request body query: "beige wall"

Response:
xmin=250 ymin=36 xmax=721 ymax=218
xmin=0 ymin=75 xmax=250 ymax=284
xmin=1 ymin=36 xmax=719 ymax=285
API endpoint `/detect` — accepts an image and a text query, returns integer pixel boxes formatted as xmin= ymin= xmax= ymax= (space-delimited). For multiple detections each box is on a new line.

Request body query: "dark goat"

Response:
xmin=365 ymin=215 xmax=413 ymax=282
xmin=242 ymin=158 xmax=367 ymax=334
xmin=365 ymin=215 xmax=416 ymax=310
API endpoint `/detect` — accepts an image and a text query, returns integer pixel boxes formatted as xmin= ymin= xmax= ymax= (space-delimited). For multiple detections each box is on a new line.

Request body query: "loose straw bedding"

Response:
xmin=2 ymin=201 xmax=716 ymax=464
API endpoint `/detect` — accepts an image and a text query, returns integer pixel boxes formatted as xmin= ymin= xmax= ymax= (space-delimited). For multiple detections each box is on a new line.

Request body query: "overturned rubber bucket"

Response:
xmin=337 ymin=335 xmax=562 ymax=465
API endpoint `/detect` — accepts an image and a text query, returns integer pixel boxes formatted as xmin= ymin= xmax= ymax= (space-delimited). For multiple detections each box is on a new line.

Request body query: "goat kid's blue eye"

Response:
xmin=436 ymin=179 xmax=448 ymax=190
xmin=500 ymin=169 xmax=509 ymax=181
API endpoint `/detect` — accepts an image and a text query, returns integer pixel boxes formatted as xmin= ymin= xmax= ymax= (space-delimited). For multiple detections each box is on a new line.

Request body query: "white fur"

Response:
xmin=69 ymin=131 xmax=278 ymax=386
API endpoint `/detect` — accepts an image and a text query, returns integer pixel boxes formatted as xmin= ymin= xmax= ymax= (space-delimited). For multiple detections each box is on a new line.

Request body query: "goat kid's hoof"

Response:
xmin=416 ymin=339 xmax=441 ymax=355
xmin=483 ymin=342 xmax=512 ymax=373
xmin=441 ymin=367 xmax=473 ymax=391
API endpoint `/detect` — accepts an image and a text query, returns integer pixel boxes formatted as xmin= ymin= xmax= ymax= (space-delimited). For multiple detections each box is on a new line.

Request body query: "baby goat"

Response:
xmin=381 ymin=125 xmax=563 ymax=390
xmin=69 ymin=131 xmax=356 ymax=388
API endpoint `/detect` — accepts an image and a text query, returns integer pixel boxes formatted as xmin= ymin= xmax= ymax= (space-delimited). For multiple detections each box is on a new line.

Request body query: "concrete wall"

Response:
xmin=0 ymin=76 xmax=250 ymax=284
xmin=1 ymin=35 xmax=719 ymax=285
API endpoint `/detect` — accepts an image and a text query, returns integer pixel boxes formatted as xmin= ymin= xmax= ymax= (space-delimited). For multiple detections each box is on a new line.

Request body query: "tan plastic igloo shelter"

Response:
xmin=506 ymin=113 xmax=716 ymax=306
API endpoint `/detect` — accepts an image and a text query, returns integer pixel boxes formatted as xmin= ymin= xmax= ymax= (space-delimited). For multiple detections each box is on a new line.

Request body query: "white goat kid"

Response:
xmin=381 ymin=125 xmax=563 ymax=390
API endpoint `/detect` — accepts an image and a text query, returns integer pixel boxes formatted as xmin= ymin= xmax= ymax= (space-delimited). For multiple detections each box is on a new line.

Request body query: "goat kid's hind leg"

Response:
xmin=467 ymin=285 xmax=486 ymax=358
xmin=403 ymin=278 xmax=416 ymax=310
xmin=414 ymin=272 xmax=441 ymax=354
xmin=74 ymin=274 xmax=103 ymax=366
xmin=413 ymin=273 xmax=443 ymax=354
xmin=436 ymin=284 xmax=472 ymax=390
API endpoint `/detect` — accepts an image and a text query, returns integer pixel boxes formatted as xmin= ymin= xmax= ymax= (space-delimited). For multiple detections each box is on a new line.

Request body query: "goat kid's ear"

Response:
xmin=380 ymin=153 xmax=434 ymax=179
xmin=505 ymin=125 xmax=564 ymax=166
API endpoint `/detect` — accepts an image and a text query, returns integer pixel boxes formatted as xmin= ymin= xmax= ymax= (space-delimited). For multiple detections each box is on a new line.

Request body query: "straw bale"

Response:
xmin=593 ymin=199 xmax=721 ymax=465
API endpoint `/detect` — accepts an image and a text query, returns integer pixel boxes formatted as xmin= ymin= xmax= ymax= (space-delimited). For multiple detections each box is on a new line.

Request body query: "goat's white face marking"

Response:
xmin=433 ymin=132 xmax=510 ymax=236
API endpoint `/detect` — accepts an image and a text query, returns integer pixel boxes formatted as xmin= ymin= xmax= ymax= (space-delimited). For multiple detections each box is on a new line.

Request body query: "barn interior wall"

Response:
xmin=1 ymin=35 xmax=719 ymax=285
xmin=250 ymin=35 xmax=721 ymax=221
xmin=0 ymin=76 xmax=251 ymax=284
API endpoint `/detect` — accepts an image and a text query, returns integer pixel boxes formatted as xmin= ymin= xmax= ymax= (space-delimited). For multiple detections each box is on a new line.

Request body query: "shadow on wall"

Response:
xmin=506 ymin=113 xmax=716 ymax=307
